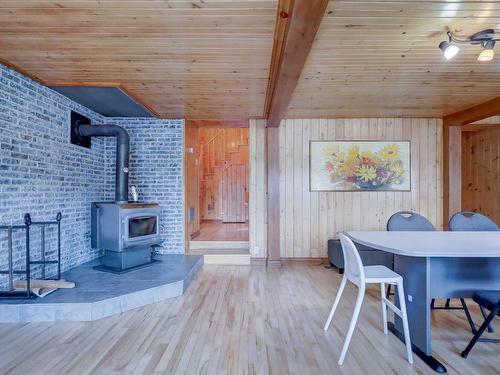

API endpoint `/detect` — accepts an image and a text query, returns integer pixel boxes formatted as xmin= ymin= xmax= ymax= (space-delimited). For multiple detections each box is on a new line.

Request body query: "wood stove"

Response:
xmin=91 ymin=202 xmax=161 ymax=271
xmin=72 ymin=117 xmax=162 ymax=272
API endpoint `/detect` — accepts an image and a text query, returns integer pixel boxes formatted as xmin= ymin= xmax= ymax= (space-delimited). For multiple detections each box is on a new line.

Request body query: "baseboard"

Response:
xmin=250 ymin=257 xmax=267 ymax=266
xmin=189 ymin=241 xmax=249 ymax=250
xmin=281 ymin=257 xmax=328 ymax=266
xmin=190 ymin=248 xmax=249 ymax=255
xmin=203 ymin=254 xmax=251 ymax=265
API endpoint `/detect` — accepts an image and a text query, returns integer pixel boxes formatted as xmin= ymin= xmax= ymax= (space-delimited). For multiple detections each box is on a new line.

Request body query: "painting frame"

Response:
xmin=309 ymin=140 xmax=411 ymax=192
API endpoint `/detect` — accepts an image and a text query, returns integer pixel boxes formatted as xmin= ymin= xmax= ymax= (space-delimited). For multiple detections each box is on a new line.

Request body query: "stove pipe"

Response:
xmin=78 ymin=124 xmax=130 ymax=203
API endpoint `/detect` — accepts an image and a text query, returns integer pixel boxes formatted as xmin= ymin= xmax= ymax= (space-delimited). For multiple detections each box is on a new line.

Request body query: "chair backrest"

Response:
xmin=339 ymin=234 xmax=365 ymax=287
xmin=387 ymin=211 xmax=436 ymax=231
xmin=449 ymin=211 xmax=500 ymax=231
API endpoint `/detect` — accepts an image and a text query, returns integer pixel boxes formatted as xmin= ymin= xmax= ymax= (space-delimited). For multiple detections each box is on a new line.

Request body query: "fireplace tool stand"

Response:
xmin=0 ymin=213 xmax=62 ymax=299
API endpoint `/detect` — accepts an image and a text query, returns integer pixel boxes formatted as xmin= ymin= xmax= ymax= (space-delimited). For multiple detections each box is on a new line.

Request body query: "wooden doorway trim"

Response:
xmin=266 ymin=125 xmax=281 ymax=267
xmin=443 ymin=97 xmax=500 ymax=226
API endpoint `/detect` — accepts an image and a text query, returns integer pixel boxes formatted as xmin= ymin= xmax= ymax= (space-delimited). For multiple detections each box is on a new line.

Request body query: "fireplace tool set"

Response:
xmin=0 ymin=213 xmax=63 ymax=299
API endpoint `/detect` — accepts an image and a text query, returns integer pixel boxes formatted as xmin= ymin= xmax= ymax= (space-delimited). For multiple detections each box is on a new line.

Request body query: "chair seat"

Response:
xmin=364 ymin=265 xmax=402 ymax=283
xmin=473 ymin=291 xmax=500 ymax=315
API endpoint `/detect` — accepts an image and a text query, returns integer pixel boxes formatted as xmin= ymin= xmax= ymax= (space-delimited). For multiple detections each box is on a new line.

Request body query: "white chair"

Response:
xmin=323 ymin=233 xmax=413 ymax=365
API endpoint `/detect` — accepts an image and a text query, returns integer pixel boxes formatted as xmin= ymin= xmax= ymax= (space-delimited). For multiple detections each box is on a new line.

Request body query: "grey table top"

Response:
xmin=348 ymin=231 xmax=500 ymax=257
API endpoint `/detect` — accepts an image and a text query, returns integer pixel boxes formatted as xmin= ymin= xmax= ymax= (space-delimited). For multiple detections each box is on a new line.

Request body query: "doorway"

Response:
xmin=184 ymin=123 xmax=249 ymax=254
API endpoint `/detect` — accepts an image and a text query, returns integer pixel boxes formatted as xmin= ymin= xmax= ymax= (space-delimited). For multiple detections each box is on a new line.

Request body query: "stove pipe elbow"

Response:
xmin=78 ymin=124 xmax=130 ymax=203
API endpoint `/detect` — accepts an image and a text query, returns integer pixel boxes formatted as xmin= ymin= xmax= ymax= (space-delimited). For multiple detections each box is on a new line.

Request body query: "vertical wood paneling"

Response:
xmin=462 ymin=126 xmax=500 ymax=225
xmin=184 ymin=121 xmax=200 ymax=244
xmin=249 ymin=119 xmax=267 ymax=258
xmin=279 ymin=118 xmax=443 ymax=258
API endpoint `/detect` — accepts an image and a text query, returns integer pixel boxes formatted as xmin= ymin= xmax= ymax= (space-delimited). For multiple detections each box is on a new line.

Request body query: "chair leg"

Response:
xmin=460 ymin=298 xmax=476 ymax=334
xmin=479 ymin=306 xmax=495 ymax=333
xmin=380 ymin=282 xmax=388 ymax=334
xmin=338 ymin=286 xmax=365 ymax=365
xmin=324 ymin=276 xmax=347 ymax=331
xmin=396 ymin=280 xmax=414 ymax=364
xmin=461 ymin=305 xmax=500 ymax=358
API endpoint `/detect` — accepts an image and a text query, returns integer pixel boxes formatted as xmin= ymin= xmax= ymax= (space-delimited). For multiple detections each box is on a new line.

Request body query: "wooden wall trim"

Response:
xmin=119 ymin=87 xmax=161 ymax=118
xmin=462 ymin=123 xmax=500 ymax=132
xmin=0 ymin=57 xmax=46 ymax=85
xmin=250 ymin=257 xmax=268 ymax=266
xmin=186 ymin=120 xmax=249 ymax=128
xmin=444 ymin=96 xmax=500 ymax=127
xmin=249 ymin=120 xmax=268 ymax=259
xmin=267 ymin=126 xmax=281 ymax=267
xmin=266 ymin=0 xmax=329 ymax=127
xmin=443 ymin=97 xmax=500 ymax=226
xmin=443 ymin=125 xmax=462 ymax=227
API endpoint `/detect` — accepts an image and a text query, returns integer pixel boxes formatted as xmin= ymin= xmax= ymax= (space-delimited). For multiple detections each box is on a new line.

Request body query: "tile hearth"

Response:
xmin=0 ymin=254 xmax=203 ymax=323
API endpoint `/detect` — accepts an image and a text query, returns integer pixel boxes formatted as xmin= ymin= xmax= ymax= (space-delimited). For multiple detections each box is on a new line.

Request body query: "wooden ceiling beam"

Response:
xmin=443 ymin=96 xmax=500 ymax=127
xmin=265 ymin=0 xmax=329 ymax=127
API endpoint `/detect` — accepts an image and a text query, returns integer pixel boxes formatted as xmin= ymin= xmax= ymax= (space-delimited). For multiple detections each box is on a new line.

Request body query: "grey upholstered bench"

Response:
xmin=327 ymin=239 xmax=393 ymax=273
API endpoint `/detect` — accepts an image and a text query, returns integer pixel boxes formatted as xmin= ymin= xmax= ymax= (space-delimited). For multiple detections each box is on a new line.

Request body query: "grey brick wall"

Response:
xmin=0 ymin=64 xmax=107 ymax=280
xmin=104 ymin=118 xmax=185 ymax=254
xmin=0 ymin=64 xmax=185 ymax=287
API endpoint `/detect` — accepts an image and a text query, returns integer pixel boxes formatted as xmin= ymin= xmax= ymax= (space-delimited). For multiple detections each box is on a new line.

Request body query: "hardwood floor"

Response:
xmin=0 ymin=265 xmax=498 ymax=374
xmin=192 ymin=221 xmax=249 ymax=241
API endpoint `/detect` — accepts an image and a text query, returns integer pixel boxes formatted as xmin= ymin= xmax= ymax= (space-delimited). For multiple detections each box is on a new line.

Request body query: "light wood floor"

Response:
xmin=193 ymin=221 xmax=249 ymax=241
xmin=0 ymin=265 xmax=498 ymax=374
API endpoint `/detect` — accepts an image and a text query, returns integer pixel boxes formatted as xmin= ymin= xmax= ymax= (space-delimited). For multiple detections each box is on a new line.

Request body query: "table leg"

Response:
xmin=390 ymin=255 xmax=447 ymax=373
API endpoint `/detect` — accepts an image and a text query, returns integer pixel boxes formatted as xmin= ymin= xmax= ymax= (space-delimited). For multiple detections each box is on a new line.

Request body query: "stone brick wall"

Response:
xmin=104 ymin=118 xmax=185 ymax=254
xmin=0 ymin=64 xmax=107 ymax=279
xmin=0 ymin=64 xmax=185 ymax=286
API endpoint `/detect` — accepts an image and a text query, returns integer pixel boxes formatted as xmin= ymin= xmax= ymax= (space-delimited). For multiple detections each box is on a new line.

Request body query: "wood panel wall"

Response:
xmin=462 ymin=126 xmax=500 ymax=225
xmin=249 ymin=120 xmax=267 ymax=258
xmin=184 ymin=120 xmax=200 ymax=243
xmin=278 ymin=118 xmax=443 ymax=258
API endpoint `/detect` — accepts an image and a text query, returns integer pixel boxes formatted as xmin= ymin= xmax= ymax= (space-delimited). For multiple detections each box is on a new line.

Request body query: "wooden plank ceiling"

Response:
xmin=286 ymin=0 xmax=500 ymax=118
xmin=1 ymin=1 xmax=500 ymax=120
xmin=0 ymin=1 xmax=277 ymax=119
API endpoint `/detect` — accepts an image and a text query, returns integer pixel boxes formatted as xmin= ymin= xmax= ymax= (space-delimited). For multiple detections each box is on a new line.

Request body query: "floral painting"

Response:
xmin=310 ymin=141 xmax=411 ymax=191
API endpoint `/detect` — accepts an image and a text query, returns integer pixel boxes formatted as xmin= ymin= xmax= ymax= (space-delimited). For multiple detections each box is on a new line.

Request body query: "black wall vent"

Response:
xmin=70 ymin=111 xmax=92 ymax=148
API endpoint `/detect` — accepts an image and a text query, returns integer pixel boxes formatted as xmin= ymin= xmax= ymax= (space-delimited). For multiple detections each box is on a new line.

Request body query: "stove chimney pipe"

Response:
xmin=77 ymin=124 xmax=130 ymax=203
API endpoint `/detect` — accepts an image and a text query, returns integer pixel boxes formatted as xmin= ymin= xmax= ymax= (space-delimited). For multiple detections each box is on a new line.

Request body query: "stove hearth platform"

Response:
xmin=0 ymin=254 xmax=203 ymax=323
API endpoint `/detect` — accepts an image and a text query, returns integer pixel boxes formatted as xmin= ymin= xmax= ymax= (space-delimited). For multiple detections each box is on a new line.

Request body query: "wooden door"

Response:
xmin=222 ymin=164 xmax=248 ymax=222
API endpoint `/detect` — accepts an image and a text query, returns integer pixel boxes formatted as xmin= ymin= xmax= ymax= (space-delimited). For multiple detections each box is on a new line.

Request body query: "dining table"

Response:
xmin=348 ymin=231 xmax=500 ymax=373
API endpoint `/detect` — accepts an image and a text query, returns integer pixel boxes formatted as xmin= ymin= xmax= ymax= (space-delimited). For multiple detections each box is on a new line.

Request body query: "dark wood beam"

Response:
xmin=265 ymin=0 xmax=329 ymax=127
xmin=266 ymin=126 xmax=281 ymax=267
xmin=443 ymin=96 xmax=500 ymax=127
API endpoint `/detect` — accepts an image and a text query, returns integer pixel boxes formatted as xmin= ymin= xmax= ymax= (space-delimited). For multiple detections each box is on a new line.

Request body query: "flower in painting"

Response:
xmin=380 ymin=144 xmax=400 ymax=161
xmin=342 ymin=160 xmax=358 ymax=176
xmin=347 ymin=145 xmax=360 ymax=161
xmin=390 ymin=162 xmax=404 ymax=177
xmin=356 ymin=165 xmax=377 ymax=182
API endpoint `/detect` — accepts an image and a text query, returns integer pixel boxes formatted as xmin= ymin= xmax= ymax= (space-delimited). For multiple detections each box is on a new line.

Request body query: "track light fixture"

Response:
xmin=439 ymin=29 xmax=499 ymax=62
